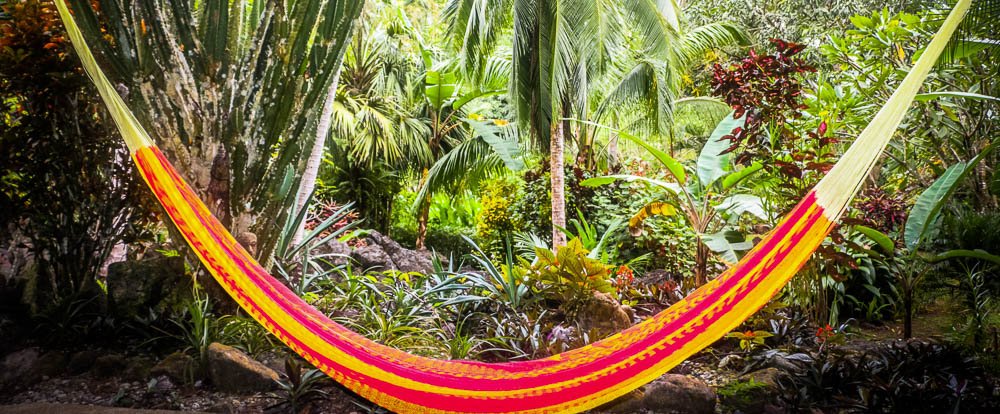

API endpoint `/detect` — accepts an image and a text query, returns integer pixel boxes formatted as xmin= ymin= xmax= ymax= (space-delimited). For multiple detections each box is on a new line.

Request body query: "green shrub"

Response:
xmin=391 ymin=190 xmax=478 ymax=255
xmin=476 ymin=176 xmax=524 ymax=257
xmin=1 ymin=1 xmax=154 ymax=318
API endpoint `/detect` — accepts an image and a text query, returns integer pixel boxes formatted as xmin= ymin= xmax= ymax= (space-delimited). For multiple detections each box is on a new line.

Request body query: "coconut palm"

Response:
xmin=444 ymin=0 xmax=747 ymax=247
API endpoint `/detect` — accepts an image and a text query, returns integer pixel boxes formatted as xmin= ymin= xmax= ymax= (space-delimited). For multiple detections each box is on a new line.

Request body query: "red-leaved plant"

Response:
xmin=711 ymin=39 xmax=817 ymax=165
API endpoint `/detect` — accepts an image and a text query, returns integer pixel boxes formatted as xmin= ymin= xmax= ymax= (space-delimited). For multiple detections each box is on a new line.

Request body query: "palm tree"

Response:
xmin=320 ymin=24 xmax=432 ymax=233
xmin=411 ymin=55 xmax=522 ymax=249
xmin=63 ymin=0 xmax=365 ymax=259
xmin=329 ymin=4 xmax=524 ymax=249
xmin=444 ymin=0 xmax=746 ymax=247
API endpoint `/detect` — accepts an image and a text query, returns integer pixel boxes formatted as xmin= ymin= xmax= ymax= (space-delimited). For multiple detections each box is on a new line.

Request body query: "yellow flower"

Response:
xmin=469 ymin=113 xmax=484 ymax=121
xmin=493 ymin=119 xmax=509 ymax=126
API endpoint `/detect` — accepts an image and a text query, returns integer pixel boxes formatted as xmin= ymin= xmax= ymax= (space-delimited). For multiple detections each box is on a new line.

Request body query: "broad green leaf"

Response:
xmin=618 ymin=131 xmax=686 ymax=186
xmin=656 ymin=0 xmax=682 ymax=31
xmin=923 ymin=249 xmax=1000 ymax=264
xmin=698 ymin=111 xmax=746 ymax=188
xmin=425 ymin=70 xmax=459 ymax=109
xmin=854 ymin=225 xmax=895 ymax=254
xmin=716 ymin=194 xmax=766 ymax=220
xmin=721 ymin=162 xmax=764 ymax=190
xmin=702 ymin=229 xmax=753 ymax=264
xmin=904 ymin=159 xmax=980 ymax=251
xmin=580 ymin=176 xmax=618 ymax=186
xmin=850 ymin=15 xmax=874 ymax=29
xmin=453 ymin=89 xmax=505 ymax=111
xmin=580 ymin=175 xmax=681 ymax=195
xmin=914 ymin=91 xmax=1000 ymax=103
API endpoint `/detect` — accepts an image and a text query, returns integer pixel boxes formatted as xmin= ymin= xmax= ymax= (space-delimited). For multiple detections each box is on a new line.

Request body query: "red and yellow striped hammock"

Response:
xmin=55 ymin=1 xmax=970 ymax=412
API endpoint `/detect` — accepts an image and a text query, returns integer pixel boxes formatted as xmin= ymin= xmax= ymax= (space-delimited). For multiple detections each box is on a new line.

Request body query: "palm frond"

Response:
xmin=674 ymin=22 xmax=749 ymax=67
xmin=596 ymin=59 xmax=675 ymax=141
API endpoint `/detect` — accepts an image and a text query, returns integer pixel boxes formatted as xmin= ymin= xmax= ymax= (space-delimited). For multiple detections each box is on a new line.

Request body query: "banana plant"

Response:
xmin=582 ymin=112 xmax=766 ymax=286
xmin=412 ymin=58 xmax=524 ymax=249
xmin=854 ymin=141 xmax=1000 ymax=338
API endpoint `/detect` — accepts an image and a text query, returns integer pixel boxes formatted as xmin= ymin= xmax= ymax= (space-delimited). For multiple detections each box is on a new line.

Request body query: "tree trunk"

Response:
xmin=414 ymin=168 xmax=432 ymax=249
xmin=903 ymin=287 xmax=913 ymax=339
xmin=550 ymin=119 xmax=567 ymax=248
xmin=608 ymin=133 xmax=621 ymax=168
xmin=416 ymin=197 xmax=431 ymax=250
xmin=290 ymin=67 xmax=345 ymax=248
xmin=694 ymin=238 xmax=709 ymax=287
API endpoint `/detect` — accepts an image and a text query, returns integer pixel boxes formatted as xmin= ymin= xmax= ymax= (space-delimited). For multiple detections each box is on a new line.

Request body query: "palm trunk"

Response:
xmin=416 ymin=197 xmax=431 ymax=250
xmin=290 ymin=69 xmax=343 ymax=247
xmin=415 ymin=168 xmax=431 ymax=249
xmin=550 ymin=118 xmax=567 ymax=248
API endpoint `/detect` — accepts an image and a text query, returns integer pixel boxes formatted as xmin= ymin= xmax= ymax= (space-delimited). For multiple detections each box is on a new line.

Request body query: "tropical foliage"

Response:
xmin=3 ymin=0 xmax=1000 ymax=413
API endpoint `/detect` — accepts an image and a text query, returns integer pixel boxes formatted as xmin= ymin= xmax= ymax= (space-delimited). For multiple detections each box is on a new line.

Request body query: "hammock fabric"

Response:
xmin=56 ymin=0 xmax=970 ymax=412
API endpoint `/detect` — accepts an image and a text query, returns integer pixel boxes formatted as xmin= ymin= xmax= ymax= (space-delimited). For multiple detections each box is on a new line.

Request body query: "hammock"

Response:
xmin=55 ymin=1 xmax=970 ymax=412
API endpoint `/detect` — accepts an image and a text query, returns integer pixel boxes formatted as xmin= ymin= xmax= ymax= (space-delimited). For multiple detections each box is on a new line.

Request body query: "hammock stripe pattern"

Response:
xmin=56 ymin=0 xmax=970 ymax=412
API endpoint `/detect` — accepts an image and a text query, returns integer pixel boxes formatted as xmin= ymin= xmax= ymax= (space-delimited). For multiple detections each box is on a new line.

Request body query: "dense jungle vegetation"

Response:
xmin=1 ymin=0 xmax=999 ymax=412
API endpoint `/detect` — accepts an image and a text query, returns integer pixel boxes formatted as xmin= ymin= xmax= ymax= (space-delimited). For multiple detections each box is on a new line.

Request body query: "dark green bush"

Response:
xmin=777 ymin=341 xmax=998 ymax=413
xmin=1 ymin=0 xmax=154 ymax=320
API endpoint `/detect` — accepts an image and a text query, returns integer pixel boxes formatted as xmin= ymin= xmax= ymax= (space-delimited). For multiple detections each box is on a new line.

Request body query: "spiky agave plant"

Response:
xmin=60 ymin=0 xmax=364 ymax=259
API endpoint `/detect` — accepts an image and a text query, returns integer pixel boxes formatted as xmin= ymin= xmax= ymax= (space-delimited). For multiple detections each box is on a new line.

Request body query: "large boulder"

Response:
xmin=601 ymin=374 xmax=716 ymax=414
xmin=368 ymin=231 xmax=436 ymax=273
xmin=35 ymin=351 xmax=68 ymax=378
xmin=349 ymin=231 xmax=439 ymax=274
xmin=106 ymin=252 xmax=188 ymax=318
xmin=0 ymin=348 xmax=41 ymax=391
xmin=92 ymin=354 xmax=128 ymax=378
xmin=350 ymin=243 xmax=395 ymax=272
xmin=150 ymin=352 xmax=197 ymax=384
xmin=716 ymin=368 xmax=784 ymax=414
xmin=67 ymin=349 xmax=103 ymax=375
xmin=206 ymin=343 xmax=279 ymax=393
xmin=319 ymin=239 xmax=352 ymax=267
xmin=576 ymin=291 xmax=633 ymax=338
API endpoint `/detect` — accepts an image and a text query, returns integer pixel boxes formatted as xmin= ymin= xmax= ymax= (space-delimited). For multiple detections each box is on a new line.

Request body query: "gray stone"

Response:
xmin=602 ymin=374 xmax=716 ymax=414
xmin=122 ymin=357 xmax=154 ymax=381
xmin=150 ymin=352 xmax=197 ymax=384
xmin=206 ymin=343 xmax=279 ymax=393
xmin=739 ymin=367 xmax=782 ymax=388
xmin=92 ymin=354 xmax=128 ymax=378
xmin=0 ymin=348 xmax=41 ymax=391
xmin=390 ymin=248 xmax=437 ymax=273
xmin=352 ymin=230 xmax=439 ymax=274
xmin=720 ymin=368 xmax=784 ymax=414
xmin=106 ymin=253 xmax=188 ymax=319
xmin=350 ymin=244 xmax=395 ymax=271
xmin=67 ymin=349 xmax=102 ymax=375
xmin=35 ymin=351 xmax=68 ymax=378
xmin=320 ymin=240 xmax=352 ymax=267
